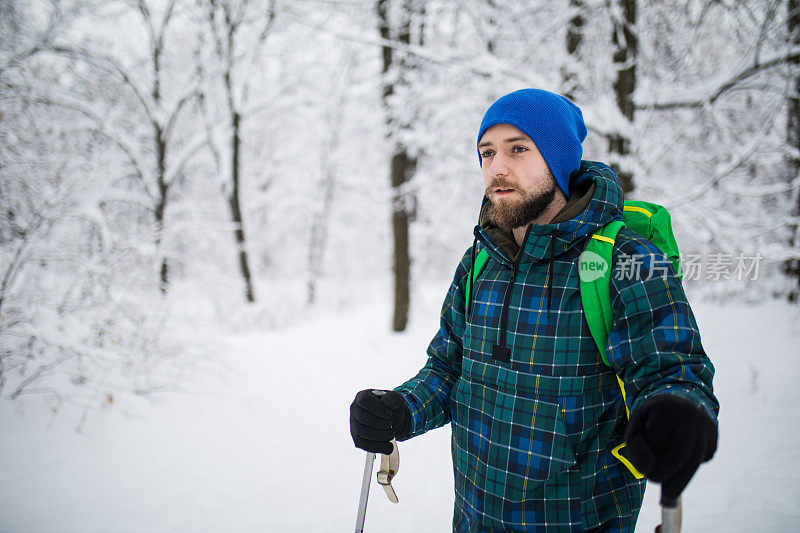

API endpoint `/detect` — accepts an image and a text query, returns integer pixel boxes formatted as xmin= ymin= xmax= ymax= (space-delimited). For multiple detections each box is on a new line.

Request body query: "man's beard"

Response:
xmin=485 ymin=177 xmax=557 ymax=232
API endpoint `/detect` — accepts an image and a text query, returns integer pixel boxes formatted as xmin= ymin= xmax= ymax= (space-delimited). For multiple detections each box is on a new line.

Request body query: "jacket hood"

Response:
xmin=475 ymin=161 xmax=625 ymax=266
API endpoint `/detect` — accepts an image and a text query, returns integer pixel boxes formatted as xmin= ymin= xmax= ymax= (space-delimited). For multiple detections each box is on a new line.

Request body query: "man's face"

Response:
xmin=478 ymin=124 xmax=557 ymax=231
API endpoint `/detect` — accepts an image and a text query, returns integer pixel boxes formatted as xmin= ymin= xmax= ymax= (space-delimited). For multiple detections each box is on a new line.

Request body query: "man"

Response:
xmin=350 ymin=89 xmax=718 ymax=532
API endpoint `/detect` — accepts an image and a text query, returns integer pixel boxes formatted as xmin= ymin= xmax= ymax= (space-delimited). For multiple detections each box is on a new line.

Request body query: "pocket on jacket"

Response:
xmin=451 ymin=376 xmax=578 ymax=505
xmin=486 ymin=388 xmax=577 ymax=503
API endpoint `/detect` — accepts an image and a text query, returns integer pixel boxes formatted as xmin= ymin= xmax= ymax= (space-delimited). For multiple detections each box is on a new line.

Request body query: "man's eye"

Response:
xmin=512 ymin=145 xmax=528 ymax=153
xmin=480 ymin=150 xmax=495 ymax=158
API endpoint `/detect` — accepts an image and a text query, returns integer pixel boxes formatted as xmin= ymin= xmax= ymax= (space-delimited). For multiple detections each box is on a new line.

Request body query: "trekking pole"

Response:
xmin=354 ymin=438 xmax=400 ymax=532
xmin=355 ymin=451 xmax=376 ymax=533
xmin=656 ymin=488 xmax=682 ymax=533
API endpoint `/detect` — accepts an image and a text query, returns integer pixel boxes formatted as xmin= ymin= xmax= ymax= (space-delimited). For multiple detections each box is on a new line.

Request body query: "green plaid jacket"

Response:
xmin=395 ymin=162 xmax=718 ymax=532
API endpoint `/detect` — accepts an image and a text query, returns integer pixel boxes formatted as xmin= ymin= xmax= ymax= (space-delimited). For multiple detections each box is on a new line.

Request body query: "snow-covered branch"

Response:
xmin=669 ymin=96 xmax=785 ymax=208
xmin=163 ymin=86 xmax=200 ymax=145
xmin=163 ymin=133 xmax=210 ymax=186
xmin=29 ymin=92 xmax=155 ymax=202
xmin=638 ymin=46 xmax=800 ymax=110
xmin=46 ymin=44 xmax=159 ymax=124
xmin=277 ymin=3 xmax=553 ymax=90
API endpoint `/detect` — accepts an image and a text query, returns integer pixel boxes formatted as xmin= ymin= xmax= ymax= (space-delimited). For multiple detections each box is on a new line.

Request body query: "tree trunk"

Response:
xmin=151 ymin=17 xmax=170 ymax=296
xmin=155 ymin=124 xmax=169 ymax=294
xmin=377 ymin=0 xmax=419 ymax=332
xmin=391 ymin=152 xmax=415 ymax=332
xmin=306 ymin=175 xmax=332 ymax=307
xmin=307 ymin=164 xmax=335 ymax=307
xmin=562 ymin=0 xmax=585 ymax=99
xmin=202 ymin=0 xmax=263 ymax=305
xmin=609 ymin=0 xmax=637 ymax=194
xmin=786 ymin=0 xmax=800 ymax=302
xmin=485 ymin=0 xmax=496 ymax=54
xmin=229 ymin=110 xmax=256 ymax=303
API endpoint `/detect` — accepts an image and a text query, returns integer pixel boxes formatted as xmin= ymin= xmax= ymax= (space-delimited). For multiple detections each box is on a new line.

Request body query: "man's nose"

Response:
xmin=488 ymin=151 xmax=509 ymax=176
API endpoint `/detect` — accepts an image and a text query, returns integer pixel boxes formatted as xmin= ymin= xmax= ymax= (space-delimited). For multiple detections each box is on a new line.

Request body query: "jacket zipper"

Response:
xmin=492 ymin=225 xmax=532 ymax=363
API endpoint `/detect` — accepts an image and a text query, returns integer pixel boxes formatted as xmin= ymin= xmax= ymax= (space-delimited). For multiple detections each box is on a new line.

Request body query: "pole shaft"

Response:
xmin=660 ymin=492 xmax=682 ymax=533
xmin=355 ymin=452 xmax=376 ymax=533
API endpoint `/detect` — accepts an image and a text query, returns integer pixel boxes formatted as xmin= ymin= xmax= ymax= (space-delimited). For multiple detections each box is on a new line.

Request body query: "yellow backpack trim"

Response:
xmin=623 ymin=205 xmax=653 ymax=218
xmin=591 ymin=234 xmax=616 ymax=245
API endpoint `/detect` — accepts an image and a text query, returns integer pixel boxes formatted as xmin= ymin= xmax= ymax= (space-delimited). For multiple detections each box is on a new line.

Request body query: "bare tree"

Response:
xmin=562 ymin=0 xmax=586 ymax=99
xmin=197 ymin=0 xmax=277 ymax=304
xmin=786 ymin=0 xmax=800 ymax=301
xmin=0 ymin=2 xmax=171 ymax=418
xmin=306 ymin=50 xmax=357 ymax=307
xmin=629 ymin=1 xmax=799 ymax=299
xmin=377 ymin=0 xmax=424 ymax=332
xmin=140 ymin=0 xmax=189 ymax=292
xmin=132 ymin=0 xmax=203 ymax=293
xmin=609 ymin=0 xmax=637 ymax=193
xmin=40 ymin=0 xmax=206 ymax=294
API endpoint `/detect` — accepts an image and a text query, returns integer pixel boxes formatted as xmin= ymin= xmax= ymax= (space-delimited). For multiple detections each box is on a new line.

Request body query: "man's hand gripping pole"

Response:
xmin=354 ymin=387 xmax=402 ymax=533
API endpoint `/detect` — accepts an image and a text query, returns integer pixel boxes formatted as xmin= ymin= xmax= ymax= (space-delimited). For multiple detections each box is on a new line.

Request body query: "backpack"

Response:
xmin=464 ymin=200 xmax=682 ymax=479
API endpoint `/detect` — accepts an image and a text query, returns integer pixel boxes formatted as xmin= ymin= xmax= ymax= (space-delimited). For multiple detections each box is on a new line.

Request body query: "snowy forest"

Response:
xmin=2 ymin=1 xmax=800 ymax=531
xmin=2 ymin=0 xmax=800 ymax=419
xmin=4 ymin=0 xmax=799 ymax=417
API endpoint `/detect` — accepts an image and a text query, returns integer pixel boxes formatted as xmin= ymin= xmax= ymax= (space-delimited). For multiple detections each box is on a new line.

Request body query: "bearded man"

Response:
xmin=350 ymin=89 xmax=718 ymax=532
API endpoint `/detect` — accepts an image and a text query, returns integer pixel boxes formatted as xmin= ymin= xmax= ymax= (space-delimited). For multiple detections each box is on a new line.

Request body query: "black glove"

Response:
xmin=350 ymin=389 xmax=411 ymax=455
xmin=625 ymin=394 xmax=718 ymax=501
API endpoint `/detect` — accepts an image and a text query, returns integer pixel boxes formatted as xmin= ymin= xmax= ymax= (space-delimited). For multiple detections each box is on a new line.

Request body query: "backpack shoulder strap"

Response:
xmin=580 ymin=220 xmax=646 ymax=479
xmin=464 ymin=247 xmax=489 ymax=309
xmin=579 ymin=220 xmax=625 ymax=367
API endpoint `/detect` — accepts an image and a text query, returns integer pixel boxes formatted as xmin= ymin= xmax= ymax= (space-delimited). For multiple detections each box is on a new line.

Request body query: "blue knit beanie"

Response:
xmin=477 ymin=89 xmax=587 ymax=199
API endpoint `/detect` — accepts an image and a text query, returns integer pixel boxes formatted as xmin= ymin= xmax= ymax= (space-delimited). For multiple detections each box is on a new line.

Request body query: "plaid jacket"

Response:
xmin=395 ymin=162 xmax=718 ymax=532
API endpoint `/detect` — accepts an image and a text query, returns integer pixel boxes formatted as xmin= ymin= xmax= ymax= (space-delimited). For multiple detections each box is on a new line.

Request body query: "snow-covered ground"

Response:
xmin=1 ymin=291 xmax=799 ymax=532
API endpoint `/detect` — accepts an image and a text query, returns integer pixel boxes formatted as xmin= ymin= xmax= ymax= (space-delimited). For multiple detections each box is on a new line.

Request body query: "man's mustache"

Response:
xmin=485 ymin=178 xmax=518 ymax=197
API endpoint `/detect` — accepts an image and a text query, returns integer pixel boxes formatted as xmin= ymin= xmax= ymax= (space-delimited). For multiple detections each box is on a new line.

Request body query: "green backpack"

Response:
xmin=465 ymin=200 xmax=682 ymax=479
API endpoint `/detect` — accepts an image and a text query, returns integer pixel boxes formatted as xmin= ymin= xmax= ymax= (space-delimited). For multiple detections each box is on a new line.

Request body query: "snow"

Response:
xmin=1 ymin=293 xmax=799 ymax=532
